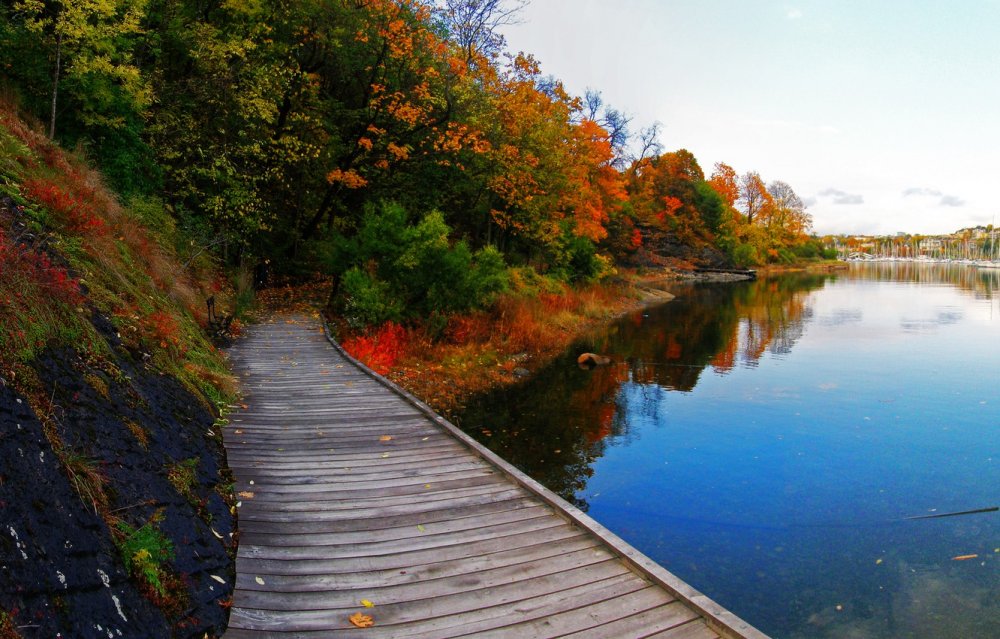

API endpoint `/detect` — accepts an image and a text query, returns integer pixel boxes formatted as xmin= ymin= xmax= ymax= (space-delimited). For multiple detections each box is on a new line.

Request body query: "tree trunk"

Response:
xmin=49 ymin=31 xmax=62 ymax=139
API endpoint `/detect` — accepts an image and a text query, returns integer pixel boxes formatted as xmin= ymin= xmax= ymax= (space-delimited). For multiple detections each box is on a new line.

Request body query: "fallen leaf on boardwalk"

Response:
xmin=345 ymin=381 xmax=354 ymax=387
xmin=417 ymin=524 xmax=425 ymax=532
xmin=240 ymin=404 xmax=249 ymax=409
xmin=424 ymin=484 xmax=432 ymax=489
xmin=953 ymin=554 xmax=979 ymax=561
xmin=255 ymin=576 xmax=265 ymax=585
xmin=361 ymin=599 xmax=375 ymax=608
xmin=349 ymin=612 xmax=374 ymax=628
xmin=381 ymin=453 xmax=389 ymax=458
xmin=210 ymin=575 xmax=226 ymax=584
xmin=379 ymin=435 xmax=393 ymax=442
xmin=422 ymin=437 xmax=429 ymax=441
xmin=234 ymin=429 xmax=244 ymax=435
xmin=238 ymin=491 xmax=255 ymax=499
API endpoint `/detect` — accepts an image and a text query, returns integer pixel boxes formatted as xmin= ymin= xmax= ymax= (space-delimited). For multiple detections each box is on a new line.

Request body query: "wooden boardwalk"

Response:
xmin=223 ymin=316 xmax=768 ymax=639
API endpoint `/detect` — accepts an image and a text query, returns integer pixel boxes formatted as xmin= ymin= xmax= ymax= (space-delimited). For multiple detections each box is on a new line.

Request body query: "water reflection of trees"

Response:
xmin=848 ymin=262 xmax=1000 ymax=300
xmin=456 ymin=273 xmax=832 ymax=507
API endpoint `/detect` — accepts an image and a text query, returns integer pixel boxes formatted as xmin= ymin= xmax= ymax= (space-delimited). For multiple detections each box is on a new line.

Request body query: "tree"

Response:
xmin=582 ymin=89 xmax=631 ymax=169
xmin=13 ymin=0 xmax=150 ymax=139
xmin=738 ymin=171 xmax=771 ymax=226
xmin=767 ymin=180 xmax=811 ymax=240
xmin=708 ymin=162 xmax=739 ymax=208
xmin=437 ymin=0 xmax=527 ymax=62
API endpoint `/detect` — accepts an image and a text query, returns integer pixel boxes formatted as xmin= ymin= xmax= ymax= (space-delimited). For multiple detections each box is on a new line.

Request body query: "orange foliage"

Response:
xmin=708 ymin=162 xmax=739 ymax=208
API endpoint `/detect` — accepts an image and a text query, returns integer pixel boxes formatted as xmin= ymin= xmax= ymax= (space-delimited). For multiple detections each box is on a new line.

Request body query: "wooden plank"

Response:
xmin=229 ymin=561 xmax=636 ymax=631
xmin=237 ymin=495 xmax=536 ymax=534
xmin=236 ymin=547 xmax=620 ymax=611
xmin=235 ymin=534 xmax=599 ymax=591
xmin=237 ymin=515 xmax=566 ymax=560
xmin=455 ymin=588 xmax=682 ymax=639
xmin=241 ymin=504 xmax=552 ymax=547
xmin=234 ymin=527 xmax=590 ymax=576
xmin=645 ymin=619 xmax=723 ymax=639
xmin=560 ymin=601 xmax=703 ymax=638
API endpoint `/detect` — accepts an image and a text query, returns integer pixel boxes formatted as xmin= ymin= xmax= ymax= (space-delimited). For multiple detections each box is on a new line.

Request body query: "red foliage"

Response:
xmin=342 ymin=322 xmax=408 ymax=375
xmin=0 ymin=228 xmax=84 ymax=306
xmin=444 ymin=313 xmax=491 ymax=344
xmin=144 ymin=310 xmax=182 ymax=350
xmin=23 ymin=178 xmax=105 ymax=235
xmin=629 ymin=228 xmax=643 ymax=250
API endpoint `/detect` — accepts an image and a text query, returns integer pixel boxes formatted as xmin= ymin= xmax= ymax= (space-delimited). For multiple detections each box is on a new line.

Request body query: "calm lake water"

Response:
xmin=457 ymin=263 xmax=1000 ymax=639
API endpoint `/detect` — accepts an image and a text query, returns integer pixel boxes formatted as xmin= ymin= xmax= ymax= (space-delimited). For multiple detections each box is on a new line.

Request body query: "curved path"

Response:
xmin=223 ymin=316 xmax=768 ymax=639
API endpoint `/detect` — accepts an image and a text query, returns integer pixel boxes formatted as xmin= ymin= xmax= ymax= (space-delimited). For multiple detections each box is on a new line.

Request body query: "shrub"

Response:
xmin=115 ymin=521 xmax=174 ymax=597
xmin=731 ymin=242 xmax=761 ymax=267
xmin=331 ymin=202 xmax=508 ymax=327
xmin=340 ymin=267 xmax=402 ymax=329
xmin=341 ymin=321 xmax=408 ymax=374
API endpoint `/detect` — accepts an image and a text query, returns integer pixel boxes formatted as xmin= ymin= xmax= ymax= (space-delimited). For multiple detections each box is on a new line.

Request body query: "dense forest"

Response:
xmin=1 ymin=0 xmax=825 ymax=330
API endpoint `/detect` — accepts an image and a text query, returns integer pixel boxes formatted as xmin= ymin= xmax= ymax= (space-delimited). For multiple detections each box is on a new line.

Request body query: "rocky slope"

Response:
xmin=0 ymin=108 xmax=235 ymax=637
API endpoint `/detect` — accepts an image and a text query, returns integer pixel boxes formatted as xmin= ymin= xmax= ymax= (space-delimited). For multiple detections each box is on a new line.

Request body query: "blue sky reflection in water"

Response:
xmin=457 ymin=264 xmax=1000 ymax=639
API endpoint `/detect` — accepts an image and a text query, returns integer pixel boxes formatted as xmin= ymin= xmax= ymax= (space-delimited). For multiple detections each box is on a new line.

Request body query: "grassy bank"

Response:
xmin=327 ymin=269 xmax=681 ymax=415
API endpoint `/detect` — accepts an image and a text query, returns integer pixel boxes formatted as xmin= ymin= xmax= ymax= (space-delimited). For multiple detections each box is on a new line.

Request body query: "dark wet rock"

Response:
xmin=0 ymin=327 xmax=234 ymax=637
xmin=513 ymin=367 xmax=531 ymax=378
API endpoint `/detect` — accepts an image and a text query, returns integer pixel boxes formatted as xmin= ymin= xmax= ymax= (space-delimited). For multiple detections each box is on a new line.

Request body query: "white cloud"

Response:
xmin=903 ymin=187 xmax=965 ymax=207
xmin=818 ymin=188 xmax=864 ymax=205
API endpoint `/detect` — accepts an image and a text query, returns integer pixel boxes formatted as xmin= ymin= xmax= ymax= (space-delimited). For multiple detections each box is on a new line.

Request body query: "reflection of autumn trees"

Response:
xmin=458 ymin=273 xmax=831 ymax=507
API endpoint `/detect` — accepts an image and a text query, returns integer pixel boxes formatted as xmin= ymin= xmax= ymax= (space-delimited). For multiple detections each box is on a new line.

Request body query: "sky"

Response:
xmin=500 ymin=0 xmax=1000 ymax=236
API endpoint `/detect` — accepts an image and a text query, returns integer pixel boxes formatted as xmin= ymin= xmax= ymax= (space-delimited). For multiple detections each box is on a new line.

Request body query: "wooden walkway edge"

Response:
xmin=223 ymin=315 xmax=769 ymax=639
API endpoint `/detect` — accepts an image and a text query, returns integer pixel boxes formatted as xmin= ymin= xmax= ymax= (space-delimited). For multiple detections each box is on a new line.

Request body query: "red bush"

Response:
xmin=342 ymin=322 xmax=408 ymax=375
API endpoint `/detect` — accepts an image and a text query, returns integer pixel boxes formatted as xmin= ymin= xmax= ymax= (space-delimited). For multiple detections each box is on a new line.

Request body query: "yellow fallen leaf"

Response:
xmin=379 ymin=435 xmax=392 ymax=442
xmin=255 ymin=576 xmax=265 ymax=585
xmin=238 ymin=491 xmax=255 ymax=499
xmin=349 ymin=612 xmax=374 ymax=628
xmin=953 ymin=554 xmax=979 ymax=561
xmin=424 ymin=484 xmax=432 ymax=489
xmin=417 ymin=524 xmax=425 ymax=532
xmin=875 ymin=558 xmax=883 ymax=565
xmin=210 ymin=574 xmax=225 ymax=584
xmin=361 ymin=599 xmax=375 ymax=608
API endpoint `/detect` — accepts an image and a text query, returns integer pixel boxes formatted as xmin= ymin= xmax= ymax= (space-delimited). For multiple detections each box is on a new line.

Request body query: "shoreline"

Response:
xmin=383 ymin=267 xmax=751 ymax=416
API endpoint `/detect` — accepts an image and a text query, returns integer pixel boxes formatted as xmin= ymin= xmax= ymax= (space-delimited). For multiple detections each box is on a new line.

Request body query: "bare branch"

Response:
xmin=436 ymin=0 xmax=528 ymax=61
